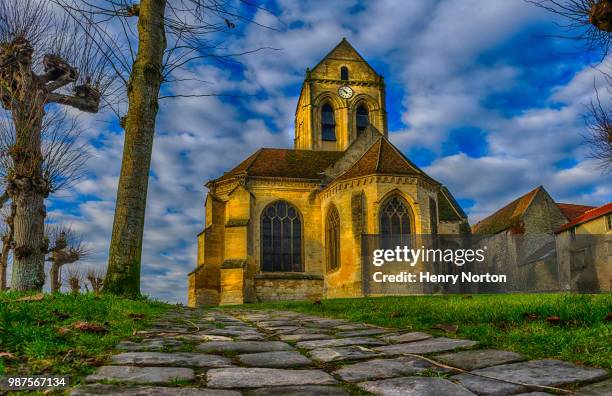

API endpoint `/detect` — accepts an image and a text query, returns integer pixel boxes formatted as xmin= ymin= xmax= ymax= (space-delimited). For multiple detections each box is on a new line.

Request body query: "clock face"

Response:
xmin=338 ymin=85 xmax=353 ymax=99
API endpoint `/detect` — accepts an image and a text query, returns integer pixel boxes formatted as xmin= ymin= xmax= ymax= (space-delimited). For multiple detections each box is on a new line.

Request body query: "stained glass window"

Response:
xmin=261 ymin=200 xmax=302 ymax=272
xmin=326 ymin=205 xmax=340 ymax=271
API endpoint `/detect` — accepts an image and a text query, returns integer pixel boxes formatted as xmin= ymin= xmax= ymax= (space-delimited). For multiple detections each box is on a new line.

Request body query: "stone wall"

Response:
xmin=253 ymin=274 xmax=324 ymax=302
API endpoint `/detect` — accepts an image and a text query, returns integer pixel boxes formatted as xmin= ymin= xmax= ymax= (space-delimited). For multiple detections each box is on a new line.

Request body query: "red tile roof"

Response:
xmin=555 ymin=202 xmax=612 ymax=233
xmin=472 ymin=186 xmax=542 ymax=235
xmin=334 ymin=137 xmax=429 ymax=182
xmin=212 ymin=148 xmax=344 ymax=183
xmin=557 ymin=203 xmax=596 ymax=221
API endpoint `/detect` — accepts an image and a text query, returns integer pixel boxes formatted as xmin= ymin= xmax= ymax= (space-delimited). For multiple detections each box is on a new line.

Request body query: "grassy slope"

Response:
xmin=0 ymin=292 xmax=170 ymax=380
xmin=246 ymin=293 xmax=612 ymax=369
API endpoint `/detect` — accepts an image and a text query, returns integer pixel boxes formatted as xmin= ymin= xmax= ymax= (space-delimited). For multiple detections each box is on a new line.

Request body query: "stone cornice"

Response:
xmin=321 ymin=174 xmax=439 ymax=200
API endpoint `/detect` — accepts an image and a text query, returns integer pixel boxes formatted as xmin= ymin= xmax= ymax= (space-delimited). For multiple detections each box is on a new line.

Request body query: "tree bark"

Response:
xmin=9 ymin=96 xmax=47 ymax=292
xmin=50 ymin=260 xmax=62 ymax=293
xmin=104 ymin=0 xmax=167 ymax=297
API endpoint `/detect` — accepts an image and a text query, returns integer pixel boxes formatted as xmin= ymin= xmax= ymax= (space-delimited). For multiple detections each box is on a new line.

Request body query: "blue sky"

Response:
xmin=42 ymin=0 xmax=611 ymax=303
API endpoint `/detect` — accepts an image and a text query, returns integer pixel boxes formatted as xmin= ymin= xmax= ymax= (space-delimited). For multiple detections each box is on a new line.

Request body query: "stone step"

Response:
xmin=206 ymin=368 xmax=337 ymax=388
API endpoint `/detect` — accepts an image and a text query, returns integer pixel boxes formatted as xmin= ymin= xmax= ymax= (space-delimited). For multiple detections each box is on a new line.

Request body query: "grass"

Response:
xmin=244 ymin=293 xmax=612 ymax=369
xmin=0 ymin=291 xmax=170 ymax=382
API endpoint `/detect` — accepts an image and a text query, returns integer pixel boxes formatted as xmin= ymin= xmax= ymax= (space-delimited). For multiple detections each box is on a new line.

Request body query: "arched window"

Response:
xmin=321 ymin=103 xmax=336 ymax=141
xmin=326 ymin=205 xmax=340 ymax=271
xmin=356 ymin=105 xmax=369 ymax=134
xmin=429 ymin=197 xmax=438 ymax=235
xmin=380 ymin=195 xmax=411 ymax=236
xmin=261 ymin=200 xmax=302 ymax=272
xmin=340 ymin=66 xmax=349 ymax=81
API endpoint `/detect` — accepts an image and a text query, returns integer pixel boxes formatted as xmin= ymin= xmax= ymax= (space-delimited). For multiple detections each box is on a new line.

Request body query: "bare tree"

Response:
xmin=86 ymin=266 xmax=105 ymax=294
xmin=528 ymin=0 xmax=612 ymax=58
xmin=46 ymin=225 xmax=89 ymax=293
xmin=53 ymin=0 xmax=276 ymax=297
xmin=64 ymin=264 xmax=81 ymax=294
xmin=584 ymin=87 xmax=612 ymax=169
xmin=0 ymin=0 xmax=115 ymax=291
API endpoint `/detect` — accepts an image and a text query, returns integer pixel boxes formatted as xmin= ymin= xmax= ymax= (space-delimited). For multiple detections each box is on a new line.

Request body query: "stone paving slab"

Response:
xmin=250 ymin=385 xmax=350 ymax=395
xmin=575 ymin=378 xmax=612 ymax=395
xmin=110 ymin=352 xmax=232 ymax=367
xmin=70 ymin=384 xmax=240 ymax=396
xmin=85 ymin=366 xmax=195 ymax=385
xmin=434 ymin=349 xmax=525 ymax=370
xmin=333 ymin=356 xmax=453 ymax=383
xmin=116 ymin=339 xmax=182 ymax=351
xmin=196 ymin=340 xmax=293 ymax=353
xmin=374 ymin=337 xmax=478 ymax=355
xmin=451 ymin=373 xmax=527 ymax=396
xmin=237 ymin=350 xmax=313 ymax=367
xmin=470 ymin=359 xmax=608 ymax=387
xmin=280 ymin=333 xmax=332 ymax=342
xmin=296 ymin=337 xmax=386 ymax=350
xmin=309 ymin=345 xmax=382 ymax=363
xmin=358 ymin=376 xmax=476 ymax=396
xmin=378 ymin=332 xmax=432 ymax=344
xmin=206 ymin=367 xmax=337 ymax=388
xmin=335 ymin=328 xmax=391 ymax=337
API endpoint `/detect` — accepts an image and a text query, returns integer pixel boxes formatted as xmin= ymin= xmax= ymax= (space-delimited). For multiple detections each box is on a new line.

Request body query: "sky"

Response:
xmin=39 ymin=0 xmax=611 ymax=303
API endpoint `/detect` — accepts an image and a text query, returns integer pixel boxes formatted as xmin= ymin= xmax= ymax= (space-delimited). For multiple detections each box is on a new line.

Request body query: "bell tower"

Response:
xmin=294 ymin=38 xmax=388 ymax=151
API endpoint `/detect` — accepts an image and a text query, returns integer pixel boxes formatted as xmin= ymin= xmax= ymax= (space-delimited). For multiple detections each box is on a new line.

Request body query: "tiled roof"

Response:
xmin=438 ymin=187 xmax=467 ymax=222
xmin=472 ymin=186 xmax=542 ymax=235
xmin=555 ymin=202 xmax=612 ymax=233
xmin=557 ymin=203 xmax=595 ymax=221
xmin=212 ymin=148 xmax=344 ymax=182
xmin=334 ymin=137 xmax=428 ymax=182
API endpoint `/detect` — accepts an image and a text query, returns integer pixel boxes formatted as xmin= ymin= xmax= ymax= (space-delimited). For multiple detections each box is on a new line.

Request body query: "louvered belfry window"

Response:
xmin=326 ymin=205 xmax=340 ymax=271
xmin=261 ymin=200 xmax=303 ymax=272
xmin=380 ymin=196 xmax=411 ymax=236
xmin=356 ymin=105 xmax=369 ymax=134
xmin=321 ymin=103 xmax=336 ymax=141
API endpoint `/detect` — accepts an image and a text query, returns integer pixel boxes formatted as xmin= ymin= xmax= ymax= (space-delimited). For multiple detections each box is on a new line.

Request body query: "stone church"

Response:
xmin=188 ymin=39 xmax=469 ymax=307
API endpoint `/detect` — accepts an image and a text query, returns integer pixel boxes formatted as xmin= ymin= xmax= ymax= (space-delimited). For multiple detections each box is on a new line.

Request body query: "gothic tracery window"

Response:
xmin=321 ymin=103 xmax=336 ymax=141
xmin=261 ymin=200 xmax=302 ymax=272
xmin=379 ymin=195 xmax=412 ymax=236
xmin=356 ymin=104 xmax=369 ymax=134
xmin=326 ymin=205 xmax=340 ymax=271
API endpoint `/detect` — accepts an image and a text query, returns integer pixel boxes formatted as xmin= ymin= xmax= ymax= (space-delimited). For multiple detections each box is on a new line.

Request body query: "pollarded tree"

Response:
xmin=55 ymin=0 xmax=275 ymax=297
xmin=0 ymin=0 xmax=114 ymax=291
xmin=46 ymin=225 xmax=89 ymax=293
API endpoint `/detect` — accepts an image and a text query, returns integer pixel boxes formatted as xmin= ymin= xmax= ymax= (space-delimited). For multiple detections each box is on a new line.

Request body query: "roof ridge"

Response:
xmin=380 ymin=136 xmax=421 ymax=174
xmin=310 ymin=38 xmax=378 ymax=76
xmin=332 ymin=137 xmax=382 ymax=182
xmin=375 ymin=136 xmax=383 ymax=172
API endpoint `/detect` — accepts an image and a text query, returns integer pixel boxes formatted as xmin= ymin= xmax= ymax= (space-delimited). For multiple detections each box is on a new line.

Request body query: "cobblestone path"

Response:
xmin=70 ymin=307 xmax=610 ymax=395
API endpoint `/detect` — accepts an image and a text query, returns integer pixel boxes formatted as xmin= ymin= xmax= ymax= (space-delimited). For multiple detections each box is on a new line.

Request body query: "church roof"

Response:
xmin=438 ymin=186 xmax=467 ymax=222
xmin=472 ymin=186 xmax=543 ymax=235
xmin=334 ymin=137 xmax=434 ymax=182
xmin=310 ymin=38 xmax=378 ymax=76
xmin=212 ymin=148 xmax=344 ymax=183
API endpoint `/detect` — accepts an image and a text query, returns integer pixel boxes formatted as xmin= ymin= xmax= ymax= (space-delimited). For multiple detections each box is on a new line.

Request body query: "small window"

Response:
xmin=326 ymin=205 xmax=340 ymax=271
xmin=356 ymin=105 xmax=369 ymax=134
xmin=321 ymin=103 xmax=336 ymax=141
xmin=340 ymin=66 xmax=349 ymax=81
xmin=429 ymin=197 xmax=438 ymax=235
xmin=570 ymin=227 xmax=576 ymax=241
xmin=606 ymin=214 xmax=612 ymax=231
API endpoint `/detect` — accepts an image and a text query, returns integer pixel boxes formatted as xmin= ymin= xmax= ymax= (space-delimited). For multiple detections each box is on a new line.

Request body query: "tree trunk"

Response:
xmin=10 ymin=100 xmax=47 ymax=292
xmin=104 ymin=0 xmax=167 ymax=297
xmin=50 ymin=261 xmax=61 ymax=292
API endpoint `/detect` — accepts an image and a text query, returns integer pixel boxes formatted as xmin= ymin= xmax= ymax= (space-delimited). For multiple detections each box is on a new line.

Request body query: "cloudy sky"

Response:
xmin=43 ymin=0 xmax=611 ymax=303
